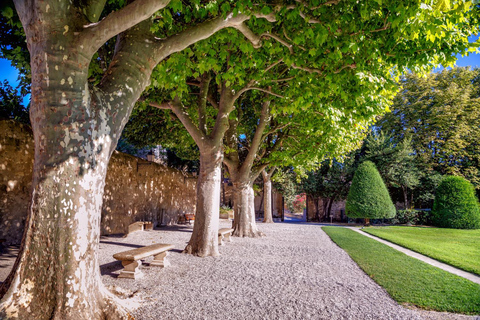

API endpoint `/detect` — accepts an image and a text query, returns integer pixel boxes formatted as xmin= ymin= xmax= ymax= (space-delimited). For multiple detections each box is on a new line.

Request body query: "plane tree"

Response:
xmin=133 ymin=0 xmax=480 ymax=249
xmin=1 ymin=0 xmax=478 ymax=318
xmin=0 ymin=1 xmax=290 ymax=318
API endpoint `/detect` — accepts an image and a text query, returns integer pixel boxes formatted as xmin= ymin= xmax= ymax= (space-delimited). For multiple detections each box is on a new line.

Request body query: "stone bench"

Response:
xmin=128 ymin=221 xmax=154 ymax=234
xmin=113 ymin=243 xmax=174 ymax=279
xmin=218 ymin=228 xmax=234 ymax=246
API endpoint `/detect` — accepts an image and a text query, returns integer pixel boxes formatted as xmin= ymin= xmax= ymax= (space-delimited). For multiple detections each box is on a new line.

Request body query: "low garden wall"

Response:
xmin=0 ymin=120 xmax=197 ymax=245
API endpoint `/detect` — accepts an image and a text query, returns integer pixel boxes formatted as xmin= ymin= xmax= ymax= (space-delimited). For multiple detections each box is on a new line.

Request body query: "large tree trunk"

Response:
xmin=232 ymin=181 xmax=264 ymax=237
xmin=0 ymin=45 xmax=127 ymax=320
xmin=0 ymin=3 xmax=157 ymax=318
xmin=262 ymin=173 xmax=274 ymax=223
xmin=184 ymin=148 xmax=222 ymax=256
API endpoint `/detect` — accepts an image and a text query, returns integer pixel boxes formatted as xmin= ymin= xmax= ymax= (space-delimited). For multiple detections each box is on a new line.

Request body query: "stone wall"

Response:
xmin=0 ymin=120 xmax=197 ymax=245
xmin=0 ymin=121 xmax=34 ymax=245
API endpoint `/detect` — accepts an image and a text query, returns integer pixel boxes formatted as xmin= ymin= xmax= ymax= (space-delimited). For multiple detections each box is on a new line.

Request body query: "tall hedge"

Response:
xmin=346 ymin=161 xmax=395 ymax=219
xmin=432 ymin=176 xmax=480 ymax=229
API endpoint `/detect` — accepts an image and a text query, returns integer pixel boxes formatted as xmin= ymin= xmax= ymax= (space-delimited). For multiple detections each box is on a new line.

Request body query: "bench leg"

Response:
xmin=224 ymin=232 xmax=233 ymax=243
xmin=218 ymin=234 xmax=225 ymax=246
xmin=151 ymin=251 xmax=170 ymax=267
xmin=118 ymin=260 xmax=143 ymax=279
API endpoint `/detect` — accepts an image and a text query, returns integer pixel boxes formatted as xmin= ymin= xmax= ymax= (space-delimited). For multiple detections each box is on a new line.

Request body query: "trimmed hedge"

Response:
xmin=392 ymin=209 xmax=432 ymax=226
xmin=432 ymin=176 xmax=480 ymax=229
xmin=346 ymin=161 xmax=395 ymax=219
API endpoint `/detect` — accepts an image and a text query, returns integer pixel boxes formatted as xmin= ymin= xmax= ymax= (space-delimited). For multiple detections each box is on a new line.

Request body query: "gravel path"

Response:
xmin=99 ymin=221 xmax=475 ymax=320
xmin=0 ymin=222 xmax=474 ymax=319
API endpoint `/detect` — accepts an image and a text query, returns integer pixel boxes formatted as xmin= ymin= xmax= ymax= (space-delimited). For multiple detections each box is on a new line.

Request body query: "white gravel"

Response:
xmin=98 ymin=221 xmax=477 ymax=320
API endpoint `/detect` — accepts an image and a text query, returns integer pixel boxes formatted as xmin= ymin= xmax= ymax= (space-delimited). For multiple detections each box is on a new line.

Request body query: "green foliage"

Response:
xmin=362 ymin=131 xmax=421 ymax=208
xmin=0 ymin=80 xmax=29 ymax=124
xmin=364 ymin=226 xmax=480 ymax=276
xmin=377 ymin=67 xmax=480 ymax=192
xmin=432 ymin=176 xmax=480 ymax=229
xmin=391 ymin=209 xmax=426 ymax=225
xmin=272 ymin=169 xmax=300 ymax=212
xmin=346 ymin=161 xmax=395 ymax=219
xmin=300 ymin=156 xmax=357 ymax=203
xmin=0 ymin=0 xmax=30 ymax=91
xmin=323 ymin=226 xmax=480 ymax=314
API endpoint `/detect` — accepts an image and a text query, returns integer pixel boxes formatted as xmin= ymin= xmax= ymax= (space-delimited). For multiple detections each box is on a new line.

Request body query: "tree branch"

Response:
xmin=291 ymin=63 xmax=323 ymax=74
xmin=235 ymin=84 xmax=285 ymax=100
xmin=81 ymin=0 xmax=171 ymax=56
xmin=265 ymin=59 xmax=284 ymax=73
xmin=333 ymin=63 xmax=356 ymax=74
xmin=169 ymin=97 xmax=207 ymax=149
xmin=261 ymin=122 xmax=292 ymax=141
xmin=156 ymin=12 xmax=277 ymax=62
xmin=241 ymin=100 xmax=271 ymax=176
xmin=149 ymin=101 xmax=173 ymax=110
xmin=269 ymin=76 xmax=295 ymax=83
xmin=198 ymin=73 xmax=211 ymax=135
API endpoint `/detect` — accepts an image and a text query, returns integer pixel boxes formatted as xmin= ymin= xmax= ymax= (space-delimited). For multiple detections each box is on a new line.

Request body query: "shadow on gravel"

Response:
xmin=100 ymin=260 xmax=123 ymax=277
xmin=100 ymin=241 xmax=145 ymax=249
xmin=155 ymin=225 xmax=194 ymax=233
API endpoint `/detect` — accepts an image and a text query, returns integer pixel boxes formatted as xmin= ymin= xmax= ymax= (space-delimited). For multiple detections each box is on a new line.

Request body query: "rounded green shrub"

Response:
xmin=432 ymin=176 xmax=480 ymax=229
xmin=346 ymin=161 xmax=396 ymax=219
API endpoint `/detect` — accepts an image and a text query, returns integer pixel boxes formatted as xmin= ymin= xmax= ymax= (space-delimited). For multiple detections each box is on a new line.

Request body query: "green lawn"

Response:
xmin=363 ymin=226 xmax=480 ymax=276
xmin=322 ymin=226 xmax=480 ymax=314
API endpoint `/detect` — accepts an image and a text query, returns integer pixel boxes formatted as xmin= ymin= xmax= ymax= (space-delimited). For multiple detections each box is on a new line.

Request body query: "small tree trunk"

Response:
xmin=314 ymin=198 xmax=320 ymax=221
xmin=0 ymin=69 xmax=127 ymax=319
xmin=403 ymin=186 xmax=408 ymax=209
xmin=184 ymin=149 xmax=222 ymax=257
xmin=232 ymin=182 xmax=264 ymax=237
xmin=327 ymin=195 xmax=337 ymax=220
xmin=262 ymin=173 xmax=274 ymax=223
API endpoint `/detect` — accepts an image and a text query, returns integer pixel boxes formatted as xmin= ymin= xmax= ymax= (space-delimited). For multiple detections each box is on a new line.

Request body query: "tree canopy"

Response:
xmin=377 ymin=67 xmax=480 ymax=191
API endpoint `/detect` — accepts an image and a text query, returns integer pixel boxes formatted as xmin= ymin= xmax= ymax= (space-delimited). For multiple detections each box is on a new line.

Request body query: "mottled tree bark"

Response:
xmin=183 ymin=148 xmax=222 ymax=257
xmin=262 ymin=168 xmax=276 ymax=223
xmin=232 ymin=181 xmax=264 ymax=237
xmin=224 ymin=101 xmax=273 ymax=237
xmin=1 ymin=0 xmax=266 ymax=317
xmin=163 ymin=81 xmax=237 ymax=256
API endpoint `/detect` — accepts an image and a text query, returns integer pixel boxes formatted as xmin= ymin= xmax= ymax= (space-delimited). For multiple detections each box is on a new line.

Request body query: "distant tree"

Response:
xmin=363 ymin=131 xmax=420 ymax=208
xmin=432 ymin=176 xmax=480 ymax=229
xmin=377 ymin=67 xmax=480 ymax=191
xmin=300 ymin=156 xmax=356 ymax=221
xmin=273 ymin=169 xmax=300 ymax=213
xmin=346 ymin=161 xmax=395 ymax=225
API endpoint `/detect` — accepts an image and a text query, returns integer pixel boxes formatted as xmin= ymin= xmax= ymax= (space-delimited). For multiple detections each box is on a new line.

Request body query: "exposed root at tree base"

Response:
xmin=183 ymin=243 xmax=219 ymax=257
xmin=232 ymin=230 xmax=265 ymax=238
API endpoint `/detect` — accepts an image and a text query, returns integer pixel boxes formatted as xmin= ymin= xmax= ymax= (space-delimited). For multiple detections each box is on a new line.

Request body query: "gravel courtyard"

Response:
xmin=98 ymin=221 xmax=475 ymax=320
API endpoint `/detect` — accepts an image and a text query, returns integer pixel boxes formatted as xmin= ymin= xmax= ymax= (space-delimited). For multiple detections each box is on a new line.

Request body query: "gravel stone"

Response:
xmin=99 ymin=221 xmax=476 ymax=319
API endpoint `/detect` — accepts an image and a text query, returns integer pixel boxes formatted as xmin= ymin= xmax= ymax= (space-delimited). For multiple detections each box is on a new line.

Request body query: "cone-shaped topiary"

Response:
xmin=346 ymin=161 xmax=396 ymax=221
xmin=432 ymin=176 xmax=480 ymax=229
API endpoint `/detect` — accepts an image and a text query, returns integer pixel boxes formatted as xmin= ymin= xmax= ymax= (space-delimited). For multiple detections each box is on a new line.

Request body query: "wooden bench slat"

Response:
xmin=113 ymin=243 xmax=174 ymax=261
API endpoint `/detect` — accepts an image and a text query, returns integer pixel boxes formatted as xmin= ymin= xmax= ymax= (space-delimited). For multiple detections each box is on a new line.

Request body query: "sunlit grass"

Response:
xmin=364 ymin=226 xmax=480 ymax=276
xmin=323 ymin=226 xmax=480 ymax=314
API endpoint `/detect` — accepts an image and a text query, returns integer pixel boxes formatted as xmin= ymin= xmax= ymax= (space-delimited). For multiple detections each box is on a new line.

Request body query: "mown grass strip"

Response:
xmin=363 ymin=226 xmax=480 ymax=276
xmin=322 ymin=226 xmax=480 ymax=314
